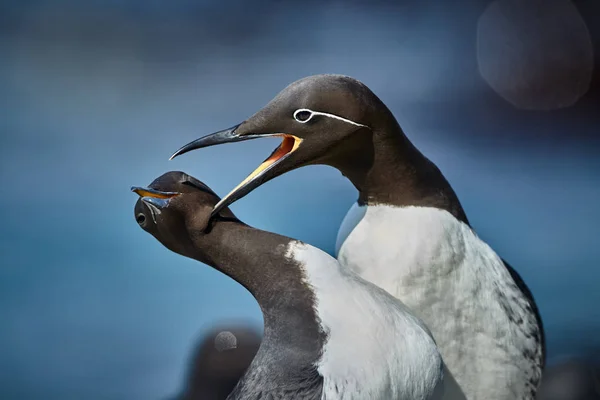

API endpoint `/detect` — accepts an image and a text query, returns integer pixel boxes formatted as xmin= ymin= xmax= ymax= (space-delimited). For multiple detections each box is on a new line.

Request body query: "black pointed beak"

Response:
xmin=209 ymin=177 xmax=261 ymax=218
xmin=131 ymin=186 xmax=179 ymax=210
xmin=132 ymin=186 xmax=181 ymax=223
xmin=168 ymin=123 xmax=303 ymax=220
xmin=131 ymin=186 xmax=179 ymax=199
xmin=209 ymin=134 xmax=303 ymax=218
xmin=169 ymin=124 xmax=272 ymax=160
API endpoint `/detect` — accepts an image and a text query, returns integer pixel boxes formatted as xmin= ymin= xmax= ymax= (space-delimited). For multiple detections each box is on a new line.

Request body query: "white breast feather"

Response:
xmin=336 ymin=205 xmax=543 ymax=400
xmin=288 ymin=242 xmax=445 ymax=400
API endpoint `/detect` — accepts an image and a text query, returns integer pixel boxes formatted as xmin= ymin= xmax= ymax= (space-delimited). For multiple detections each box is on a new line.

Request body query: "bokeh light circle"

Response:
xmin=477 ymin=0 xmax=594 ymax=110
xmin=214 ymin=331 xmax=238 ymax=352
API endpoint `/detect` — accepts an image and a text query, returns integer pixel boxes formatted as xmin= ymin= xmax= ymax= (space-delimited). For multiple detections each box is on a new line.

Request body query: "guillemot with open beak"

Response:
xmin=169 ymin=75 xmax=545 ymax=399
xmin=132 ymin=171 xmax=447 ymax=400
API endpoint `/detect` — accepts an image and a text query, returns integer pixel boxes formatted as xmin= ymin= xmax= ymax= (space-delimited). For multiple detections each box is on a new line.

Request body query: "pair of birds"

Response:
xmin=133 ymin=74 xmax=545 ymax=399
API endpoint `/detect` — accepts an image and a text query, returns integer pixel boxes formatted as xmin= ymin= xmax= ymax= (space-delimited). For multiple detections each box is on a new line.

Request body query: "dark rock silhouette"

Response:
xmin=168 ymin=324 xmax=261 ymax=400
xmin=537 ymin=358 xmax=600 ymax=400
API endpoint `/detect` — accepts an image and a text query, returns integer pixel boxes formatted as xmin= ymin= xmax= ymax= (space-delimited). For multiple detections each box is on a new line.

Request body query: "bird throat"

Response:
xmin=328 ymin=126 xmax=469 ymax=225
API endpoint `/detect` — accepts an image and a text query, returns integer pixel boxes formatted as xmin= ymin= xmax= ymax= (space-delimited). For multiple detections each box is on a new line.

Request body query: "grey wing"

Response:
xmin=502 ymin=258 xmax=546 ymax=397
xmin=502 ymin=258 xmax=546 ymax=366
xmin=227 ymin=367 xmax=323 ymax=400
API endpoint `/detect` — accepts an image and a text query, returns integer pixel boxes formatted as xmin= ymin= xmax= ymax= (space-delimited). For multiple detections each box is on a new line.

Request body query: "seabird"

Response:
xmin=167 ymin=325 xmax=261 ymax=400
xmin=169 ymin=74 xmax=546 ymax=399
xmin=132 ymin=171 xmax=447 ymax=400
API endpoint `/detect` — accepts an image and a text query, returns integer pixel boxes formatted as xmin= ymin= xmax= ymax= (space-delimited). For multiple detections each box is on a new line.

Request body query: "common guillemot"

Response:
xmin=132 ymin=171 xmax=446 ymax=399
xmin=169 ymin=74 xmax=545 ymax=399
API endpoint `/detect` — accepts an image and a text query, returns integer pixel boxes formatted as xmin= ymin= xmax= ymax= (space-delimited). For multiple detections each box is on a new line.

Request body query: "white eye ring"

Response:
xmin=293 ymin=108 xmax=314 ymax=123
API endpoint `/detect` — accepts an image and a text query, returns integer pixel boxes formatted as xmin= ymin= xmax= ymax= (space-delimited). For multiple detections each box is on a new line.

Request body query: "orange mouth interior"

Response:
xmin=132 ymin=188 xmax=180 ymax=199
xmin=220 ymin=134 xmax=302 ymax=200
xmin=262 ymin=135 xmax=300 ymax=170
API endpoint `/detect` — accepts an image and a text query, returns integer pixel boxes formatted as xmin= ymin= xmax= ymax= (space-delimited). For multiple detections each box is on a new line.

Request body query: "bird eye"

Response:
xmin=293 ymin=109 xmax=313 ymax=123
xmin=136 ymin=213 xmax=146 ymax=226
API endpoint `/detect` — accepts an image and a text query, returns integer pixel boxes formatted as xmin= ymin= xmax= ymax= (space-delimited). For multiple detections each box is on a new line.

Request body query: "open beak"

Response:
xmin=131 ymin=187 xmax=179 ymax=199
xmin=169 ymin=126 xmax=303 ymax=218
xmin=131 ymin=186 xmax=180 ymax=222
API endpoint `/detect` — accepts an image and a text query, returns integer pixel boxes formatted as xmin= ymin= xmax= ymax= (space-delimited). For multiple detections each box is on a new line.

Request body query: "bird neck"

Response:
xmin=329 ymin=114 xmax=469 ymax=225
xmin=192 ymin=222 xmax=294 ymax=299
xmin=188 ymin=221 xmax=326 ymax=373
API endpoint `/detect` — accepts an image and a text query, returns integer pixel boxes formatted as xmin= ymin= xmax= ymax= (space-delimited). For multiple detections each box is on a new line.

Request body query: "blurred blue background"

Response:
xmin=0 ymin=0 xmax=599 ymax=399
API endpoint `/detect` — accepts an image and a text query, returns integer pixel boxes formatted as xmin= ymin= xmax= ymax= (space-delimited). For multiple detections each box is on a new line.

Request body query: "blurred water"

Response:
xmin=0 ymin=1 xmax=599 ymax=399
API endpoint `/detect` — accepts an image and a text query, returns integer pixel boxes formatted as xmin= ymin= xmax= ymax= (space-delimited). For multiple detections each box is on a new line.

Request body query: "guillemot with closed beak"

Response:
xmin=169 ymin=74 xmax=545 ymax=399
xmin=132 ymin=171 xmax=447 ymax=400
